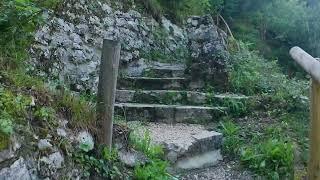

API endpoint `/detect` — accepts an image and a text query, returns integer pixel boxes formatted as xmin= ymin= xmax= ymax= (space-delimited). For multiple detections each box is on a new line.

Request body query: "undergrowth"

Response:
xmin=220 ymin=40 xmax=309 ymax=179
xmin=130 ymin=129 xmax=174 ymax=179
xmin=220 ymin=120 xmax=295 ymax=179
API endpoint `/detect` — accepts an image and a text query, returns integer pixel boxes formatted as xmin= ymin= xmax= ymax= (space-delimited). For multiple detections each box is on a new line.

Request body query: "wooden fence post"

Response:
xmin=96 ymin=39 xmax=121 ymax=149
xmin=309 ymin=79 xmax=320 ymax=180
xmin=290 ymin=46 xmax=320 ymax=180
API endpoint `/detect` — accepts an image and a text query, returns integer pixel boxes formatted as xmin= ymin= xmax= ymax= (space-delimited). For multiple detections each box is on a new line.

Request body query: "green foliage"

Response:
xmin=240 ymin=138 xmax=294 ymax=179
xmin=0 ymin=112 xmax=14 ymax=136
xmin=34 ymin=107 xmax=55 ymax=122
xmin=54 ymin=91 xmax=96 ymax=129
xmin=0 ymin=87 xmax=31 ymax=149
xmin=102 ymin=147 xmax=119 ymax=162
xmin=130 ymin=129 xmax=174 ymax=179
xmin=229 ymin=42 xmax=308 ymax=111
xmin=0 ymin=89 xmax=31 ymax=118
xmin=220 ymin=119 xmax=295 ymax=179
xmin=0 ymin=0 xmax=59 ymax=70
xmin=74 ymin=147 xmax=124 ymax=179
xmin=136 ymin=0 xmax=223 ymax=23
xmin=130 ymin=130 xmax=164 ymax=159
xmin=222 ymin=99 xmax=248 ymax=117
xmin=0 ymin=133 xmax=10 ymax=151
xmin=134 ymin=160 xmax=174 ymax=180
xmin=74 ymin=152 xmax=115 ymax=178
xmin=157 ymin=0 xmax=210 ymax=23
xmin=219 ymin=120 xmax=243 ymax=155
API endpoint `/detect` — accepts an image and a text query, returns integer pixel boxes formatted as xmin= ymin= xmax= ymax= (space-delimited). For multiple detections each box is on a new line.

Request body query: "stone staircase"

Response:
xmin=114 ymin=62 xmax=247 ymax=170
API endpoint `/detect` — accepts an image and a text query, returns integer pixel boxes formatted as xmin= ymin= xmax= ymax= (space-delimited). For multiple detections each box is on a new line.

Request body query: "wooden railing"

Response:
xmin=290 ymin=47 xmax=320 ymax=180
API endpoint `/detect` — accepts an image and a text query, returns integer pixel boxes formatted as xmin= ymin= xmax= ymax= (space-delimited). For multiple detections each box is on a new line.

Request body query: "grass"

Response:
xmin=129 ymin=128 xmax=174 ymax=179
xmin=219 ymin=109 xmax=309 ymax=179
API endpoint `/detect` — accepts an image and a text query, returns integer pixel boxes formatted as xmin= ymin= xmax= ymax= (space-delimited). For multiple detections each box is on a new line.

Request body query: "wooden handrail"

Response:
xmin=290 ymin=46 xmax=320 ymax=83
xmin=290 ymin=46 xmax=320 ymax=180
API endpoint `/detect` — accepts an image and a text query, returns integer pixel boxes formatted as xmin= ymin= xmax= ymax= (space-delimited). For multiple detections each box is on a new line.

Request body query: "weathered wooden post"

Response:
xmin=96 ymin=39 xmax=121 ymax=149
xmin=290 ymin=46 xmax=320 ymax=180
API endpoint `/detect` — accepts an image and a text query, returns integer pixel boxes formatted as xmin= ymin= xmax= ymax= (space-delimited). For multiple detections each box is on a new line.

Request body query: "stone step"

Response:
xmin=142 ymin=63 xmax=185 ymax=78
xmin=129 ymin=122 xmax=223 ymax=169
xmin=116 ymin=90 xmax=249 ymax=105
xmin=117 ymin=77 xmax=186 ymax=90
xmin=114 ymin=103 xmax=226 ymax=123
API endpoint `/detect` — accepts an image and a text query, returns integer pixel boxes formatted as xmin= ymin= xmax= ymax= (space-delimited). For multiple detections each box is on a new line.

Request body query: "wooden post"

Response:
xmin=96 ymin=39 xmax=121 ymax=149
xmin=290 ymin=46 xmax=320 ymax=180
xmin=309 ymin=79 xmax=320 ymax=180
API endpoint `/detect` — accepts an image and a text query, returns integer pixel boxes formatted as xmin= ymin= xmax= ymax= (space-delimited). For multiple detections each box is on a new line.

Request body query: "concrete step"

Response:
xmin=129 ymin=122 xmax=223 ymax=169
xmin=116 ymin=90 xmax=249 ymax=105
xmin=117 ymin=77 xmax=186 ymax=90
xmin=142 ymin=63 xmax=185 ymax=78
xmin=115 ymin=103 xmax=226 ymax=123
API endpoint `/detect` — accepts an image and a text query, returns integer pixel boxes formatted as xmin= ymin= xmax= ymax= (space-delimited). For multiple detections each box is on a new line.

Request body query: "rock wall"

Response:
xmin=186 ymin=15 xmax=230 ymax=90
xmin=30 ymin=0 xmax=230 ymax=92
xmin=30 ymin=0 xmax=187 ymax=92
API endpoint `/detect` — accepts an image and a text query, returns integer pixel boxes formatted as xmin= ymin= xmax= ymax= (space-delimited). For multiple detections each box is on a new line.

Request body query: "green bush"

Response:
xmin=136 ymin=0 xmax=223 ymax=23
xmin=240 ymin=138 xmax=294 ymax=179
xmin=219 ymin=120 xmax=243 ymax=155
xmin=134 ymin=160 xmax=173 ymax=180
xmin=0 ymin=88 xmax=31 ymax=121
xmin=0 ymin=0 xmax=59 ymax=69
xmin=129 ymin=130 xmax=164 ymax=159
xmin=229 ymin=42 xmax=308 ymax=111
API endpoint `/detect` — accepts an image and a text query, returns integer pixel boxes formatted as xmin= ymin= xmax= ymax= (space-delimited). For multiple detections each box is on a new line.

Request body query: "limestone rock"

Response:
xmin=77 ymin=131 xmax=94 ymax=152
xmin=186 ymin=15 xmax=229 ymax=90
xmin=56 ymin=128 xmax=67 ymax=137
xmin=30 ymin=1 xmax=187 ymax=92
xmin=37 ymin=139 xmax=52 ymax=151
xmin=0 ymin=158 xmax=31 ymax=180
xmin=39 ymin=152 xmax=64 ymax=177
xmin=118 ymin=150 xmax=149 ymax=167
xmin=0 ymin=136 xmax=20 ymax=163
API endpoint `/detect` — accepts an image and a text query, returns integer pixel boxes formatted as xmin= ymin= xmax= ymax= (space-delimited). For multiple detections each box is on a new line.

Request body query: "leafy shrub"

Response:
xmin=130 ymin=129 xmax=174 ymax=179
xmin=0 ymin=0 xmax=59 ymax=69
xmin=134 ymin=160 xmax=173 ymax=180
xmin=240 ymin=138 xmax=294 ymax=179
xmin=136 ymin=0 xmax=223 ymax=23
xmin=0 ymin=112 xmax=14 ymax=135
xmin=74 ymin=152 xmax=113 ymax=178
xmin=229 ymin=42 xmax=308 ymax=111
xmin=0 ymin=88 xmax=31 ymax=149
xmin=0 ymin=88 xmax=31 ymax=121
xmin=130 ymin=130 xmax=164 ymax=159
xmin=219 ymin=120 xmax=243 ymax=155
xmin=34 ymin=107 xmax=55 ymax=122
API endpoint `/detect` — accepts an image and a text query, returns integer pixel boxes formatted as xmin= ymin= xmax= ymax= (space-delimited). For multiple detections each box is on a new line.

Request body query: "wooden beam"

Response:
xmin=290 ymin=46 xmax=320 ymax=84
xmin=96 ymin=39 xmax=121 ymax=149
xmin=290 ymin=46 xmax=320 ymax=179
xmin=309 ymin=79 xmax=320 ymax=180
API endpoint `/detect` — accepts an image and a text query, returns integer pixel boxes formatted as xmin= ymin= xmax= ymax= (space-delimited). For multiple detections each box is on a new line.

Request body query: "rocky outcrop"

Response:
xmin=30 ymin=0 xmax=187 ymax=92
xmin=186 ymin=15 xmax=230 ymax=90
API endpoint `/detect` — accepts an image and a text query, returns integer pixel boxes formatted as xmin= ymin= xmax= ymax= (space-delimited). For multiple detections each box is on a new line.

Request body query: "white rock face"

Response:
xmin=37 ymin=139 xmax=52 ymax=150
xmin=0 ymin=158 xmax=31 ymax=180
xmin=30 ymin=0 xmax=187 ymax=92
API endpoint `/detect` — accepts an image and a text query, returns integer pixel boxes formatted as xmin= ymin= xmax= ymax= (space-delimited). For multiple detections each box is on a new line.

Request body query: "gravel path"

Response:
xmin=179 ymin=160 xmax=255 ymax=180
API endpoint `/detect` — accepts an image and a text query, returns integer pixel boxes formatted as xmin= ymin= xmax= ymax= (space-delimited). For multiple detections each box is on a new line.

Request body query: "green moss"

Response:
xmin=0 ymin=133 xmax=10 ymax=151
